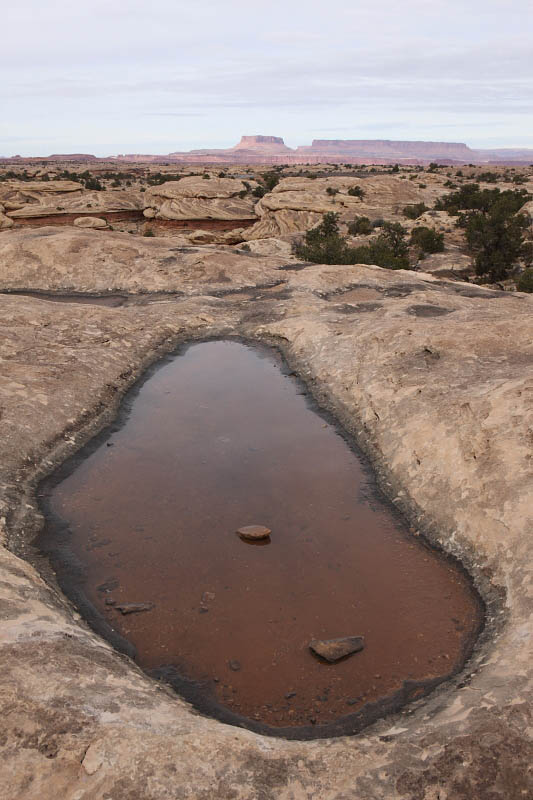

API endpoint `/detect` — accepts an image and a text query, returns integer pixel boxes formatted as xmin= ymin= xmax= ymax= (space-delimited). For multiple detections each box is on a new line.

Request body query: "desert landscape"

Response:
xmin=0 ymin=139 xmax=532 ymax=799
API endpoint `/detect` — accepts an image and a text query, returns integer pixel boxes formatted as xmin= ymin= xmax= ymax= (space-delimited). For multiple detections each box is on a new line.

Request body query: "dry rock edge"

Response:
xmin=0 ymin=241 xmax=531 ymax=798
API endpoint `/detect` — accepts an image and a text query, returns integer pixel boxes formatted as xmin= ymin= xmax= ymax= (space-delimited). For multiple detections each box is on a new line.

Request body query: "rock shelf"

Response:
xmin=0 ymin=230 xmax=531 ymax=798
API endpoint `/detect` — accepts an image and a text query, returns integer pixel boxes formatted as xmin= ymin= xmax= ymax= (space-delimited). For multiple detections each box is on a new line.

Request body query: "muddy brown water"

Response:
xmin=38 ymin=340 xmax=483 ymax=739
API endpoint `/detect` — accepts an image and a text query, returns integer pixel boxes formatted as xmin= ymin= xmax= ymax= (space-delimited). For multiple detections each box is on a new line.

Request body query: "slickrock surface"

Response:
xmin=245 ymin=175 xmax=448 ymax=240
xmin=1 ymin=182 xmax=143 ymax=219
xmin=0 ymin=228 xmax=288 ymax=294
xmin=144 ymin=176 xmax=258 ymax=221
xmin=0 ymin=236 xmax=532 ymax=798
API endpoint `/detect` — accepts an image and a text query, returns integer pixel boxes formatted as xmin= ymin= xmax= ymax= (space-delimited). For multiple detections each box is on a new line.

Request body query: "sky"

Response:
xmin=2 ymin=0 xmax=532 ymax=156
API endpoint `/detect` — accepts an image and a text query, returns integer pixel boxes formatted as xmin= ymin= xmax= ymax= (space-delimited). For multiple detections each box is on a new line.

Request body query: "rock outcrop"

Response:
xmin=143 ymin=176 xmax=258 ymax=221
xmin=243 ymin=175 xmax=436 ymax=239
xmin=6 ymin=187 xmax=143 ymax=219
xmin=73 ymin=216 xmax=108 ymax=229
xmin=0 ymin=227 xmax=288 ymax=294
xmin=0 ymin=253 xmax=531 ymax=797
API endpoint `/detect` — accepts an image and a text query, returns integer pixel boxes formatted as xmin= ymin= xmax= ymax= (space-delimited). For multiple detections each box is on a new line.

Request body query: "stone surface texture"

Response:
xmin=73 ymin=216 xmax=108 ymax=229
xmin=1 ymin=182 xmax=143 ymax=218
xmin=0 ymin=228 xmax=531 ymax=798
xmin=144 ymin=177 xmax=258 ymax=221
xmin=309 ymin=637 xmax=365 ymax=663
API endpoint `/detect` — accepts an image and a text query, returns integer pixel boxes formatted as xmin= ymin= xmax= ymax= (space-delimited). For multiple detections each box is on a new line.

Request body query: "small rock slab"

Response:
xmin=236 ymin=525 xmax=271 ymax=541
xmin=309 ymin=636 xmax=365 ymax=663
xmin=115 ymin=602 xmax=154 ymax=615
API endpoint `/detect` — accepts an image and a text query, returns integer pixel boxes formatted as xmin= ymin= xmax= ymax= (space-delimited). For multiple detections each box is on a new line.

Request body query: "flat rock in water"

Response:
xmin=115 ymin=602 xmax=154 ymax=615
xmin=236 ymin=525 xmax=271 ymax=540
xmin=309 ymin=636 xmax=365 ymax=663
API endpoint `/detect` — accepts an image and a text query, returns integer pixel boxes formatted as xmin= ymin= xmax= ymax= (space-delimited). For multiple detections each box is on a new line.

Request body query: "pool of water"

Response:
xmin=38 ymin=340 xmax=483 ymax=738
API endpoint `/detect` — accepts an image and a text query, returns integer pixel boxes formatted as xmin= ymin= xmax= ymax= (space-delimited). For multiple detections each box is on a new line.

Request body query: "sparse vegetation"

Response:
xmin=293 ymin=213 xmax=410 ymax=269
xmin=403 ymin=202 xmax=428 ymax=219
xmin=410 ymin=226 xmax=445 ymax=255
xmin=260 ymin=171 xmax=280 ymax=192
xmin=436 ymin=183 xmax=531 ymax=281
xmin=347 ymin=216 xmax=372 ymax=235
xmin=516 ymin=269 xmax=533 ymax=292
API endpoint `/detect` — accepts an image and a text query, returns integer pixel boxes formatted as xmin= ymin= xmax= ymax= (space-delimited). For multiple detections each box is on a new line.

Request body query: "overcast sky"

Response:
xmin=2 ymin=0 xmax=532 ymax=156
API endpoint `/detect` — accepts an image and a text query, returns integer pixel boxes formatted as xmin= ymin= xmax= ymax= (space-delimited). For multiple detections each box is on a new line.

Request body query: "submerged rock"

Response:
xmin=236 ymin=525 xmax=271 ymax=540
xmin=309 ymin=636 xmax=365 ymax=663
xmin=115 ymin=602 xmax=154 ymax=615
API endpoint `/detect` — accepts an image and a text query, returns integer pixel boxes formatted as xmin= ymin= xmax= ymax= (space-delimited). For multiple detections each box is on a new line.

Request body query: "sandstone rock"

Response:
xmin=309 ymin=636 xmax=365 ymax=662
xmin=144 ymin=177 xmax=258 ymax=222
xmin=146 ymin=195 xmax=257 ymax=222
xmin=73 ymin=216 xmax=108 ymax=229
xmin=0 ymin=227 xmax=288 ymax=294
xmin=3 ymin=186 xmax=143 ymax=218
xmin=0 ymin=261 xmax=532 ymax=798
xmin=186 ymin=229 xmax=217 ymax=244
xmin=236 ymin=525 xmax=271 ymax=540
xmin=243 ymin=209 xmax=322 ymax=239
xmin=0 ymin=213 xmax=13 ymax=230
xmin=240 ymin=237 xmax=295 ymax=258
xmin=221 ymin=228 xmax=245 ymax=245
xmin=147 ymin=176 xmax=256 ymax=200
xmin=418 ymin=249 xmax=472 ymax=277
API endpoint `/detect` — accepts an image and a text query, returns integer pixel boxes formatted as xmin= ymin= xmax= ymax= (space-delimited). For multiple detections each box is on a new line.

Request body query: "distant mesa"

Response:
xmin=2 ymin=135 xmax=533 ymax=165
xmin=231 ymin=135 xmax=292 ymax=153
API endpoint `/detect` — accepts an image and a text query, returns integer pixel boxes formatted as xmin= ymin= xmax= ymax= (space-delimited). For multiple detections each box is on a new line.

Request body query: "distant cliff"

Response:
xmin=297 ymin=139 xmax=475 ymax=161
xmin=3 ymin=135 xmax=533 ymax=165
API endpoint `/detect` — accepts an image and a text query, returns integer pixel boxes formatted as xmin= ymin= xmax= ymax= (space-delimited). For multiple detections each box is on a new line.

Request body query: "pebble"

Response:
xmin=309 ymin=635 xmax=365 ymax=663
xmin=236 ymin=525 xmax=271 ymax=541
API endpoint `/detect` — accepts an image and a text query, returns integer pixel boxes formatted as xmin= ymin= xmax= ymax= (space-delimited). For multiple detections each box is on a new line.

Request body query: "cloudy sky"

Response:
xmin=2 ymin=0 xmax=532 ymax=156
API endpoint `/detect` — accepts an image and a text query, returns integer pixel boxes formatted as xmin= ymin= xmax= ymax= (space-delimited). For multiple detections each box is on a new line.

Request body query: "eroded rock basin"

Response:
xmin=38 ymin=340 xmax=483 ymax=738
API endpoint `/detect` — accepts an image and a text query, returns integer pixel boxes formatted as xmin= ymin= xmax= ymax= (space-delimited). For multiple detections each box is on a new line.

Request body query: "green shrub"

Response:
xmin=435 ymin=184 xmax=531 ymax=281
xmin=293 ymin=214 xmax=409 ymax=269
xmin=477 ymin=171 xmax=499 ymax=183
xmin=466 ymin=206 xmax=530 ymax=282
xmin=348 ymin=216 xmax=372 ymax=235
xmin=347 ymin=185 xmax=365 ymax=198
xmin=410 ymin=226 xmax=445 ymax=254
xmin=293 ymin=213 xmax=349 ymax=264
xmin=143 ymin=229 xmax=155 ymax=237
xmin=260 ymin=171 xmax=280 ymax=192
xmin=435 ymin=183 xmax=530 ymax=215
xmin=403 ymin=202 xmax=428 ymax=220
xmin=516 ymin=269 xmax=533 ymax=292
xmin=326 ymin=186 xmax=339 ymax=196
